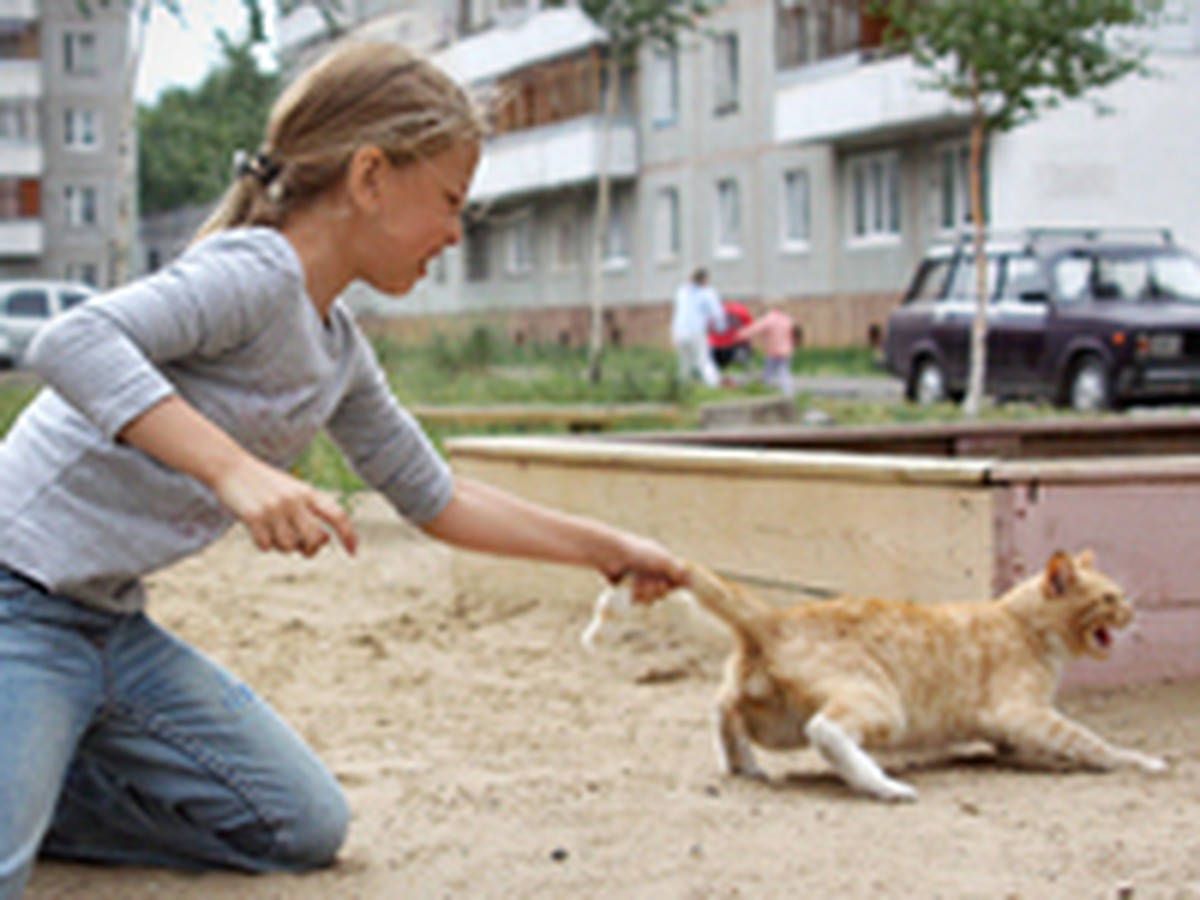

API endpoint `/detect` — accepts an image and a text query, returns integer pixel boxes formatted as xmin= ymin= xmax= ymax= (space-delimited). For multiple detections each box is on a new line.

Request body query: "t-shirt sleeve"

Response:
xmin=325 ymin=327 xmax=454 ymax=525
xmin=25 ymin=231 xmax=293 ymax=440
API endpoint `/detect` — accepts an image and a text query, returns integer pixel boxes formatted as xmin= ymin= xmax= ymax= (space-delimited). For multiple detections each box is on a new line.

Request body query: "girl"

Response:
xmin=0 ymin=41 xmax=684 ymax=897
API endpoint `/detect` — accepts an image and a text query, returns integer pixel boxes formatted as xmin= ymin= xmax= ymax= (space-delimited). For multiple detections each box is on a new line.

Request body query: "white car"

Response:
xmin=0 ymin=280 xmax=97 ymax=367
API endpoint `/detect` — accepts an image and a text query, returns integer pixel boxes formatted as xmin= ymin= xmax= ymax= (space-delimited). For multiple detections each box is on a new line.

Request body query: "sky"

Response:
xmin=135 ymin=0 xmax=278 ymax=104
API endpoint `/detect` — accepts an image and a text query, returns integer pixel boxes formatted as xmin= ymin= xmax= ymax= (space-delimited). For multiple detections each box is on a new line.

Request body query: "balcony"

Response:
xmin=0 ymin=0 xmax=36 ymax=20
xmin=470 ymin=114 xmax=637 ymax=204
xmin=0 ymin=141 xmax=41 ymax=178
xmin=774 ymin=54 xmax=968 ymax=145
xmin=0 ymin=59 xmax=40 ymax=99
xmin=0 ymin=217 xmax=42 ymax=257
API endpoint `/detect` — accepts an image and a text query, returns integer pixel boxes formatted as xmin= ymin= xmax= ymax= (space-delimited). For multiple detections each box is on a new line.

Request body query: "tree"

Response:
xmin=578 ymin=0 xmax=712 ymax=383
xmin=138 ymin=38 xmax=280 ymax=213
xmin=874 ymin=0 xmax=1147 ymax=417
xmin=79 ymin=0 xmax=342 ymax=283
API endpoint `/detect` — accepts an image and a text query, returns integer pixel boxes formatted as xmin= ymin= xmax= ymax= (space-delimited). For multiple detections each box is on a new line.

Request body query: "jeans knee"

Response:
xmin=278 ymin=783 xmax=350 ymax=870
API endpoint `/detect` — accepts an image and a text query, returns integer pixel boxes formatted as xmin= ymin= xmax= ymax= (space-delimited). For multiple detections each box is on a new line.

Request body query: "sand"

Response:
xmin=24 ymin=494 xmax=1200 ymax=899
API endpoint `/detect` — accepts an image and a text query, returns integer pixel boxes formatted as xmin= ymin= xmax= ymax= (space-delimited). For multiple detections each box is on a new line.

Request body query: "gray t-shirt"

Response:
xmin=0 ymin=227 xmax=454 ymax=613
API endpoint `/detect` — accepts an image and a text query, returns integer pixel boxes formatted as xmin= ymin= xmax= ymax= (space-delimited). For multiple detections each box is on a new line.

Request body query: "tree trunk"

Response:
xmin=586 ymin=53 xmax=620 ymax=385
xmin=961 ymin=79 xmax=989 ymax=418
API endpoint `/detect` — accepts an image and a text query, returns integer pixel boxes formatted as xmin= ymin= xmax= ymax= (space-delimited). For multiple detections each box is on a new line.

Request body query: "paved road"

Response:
xmin=791 ymin=375 xmax=903 ymax=403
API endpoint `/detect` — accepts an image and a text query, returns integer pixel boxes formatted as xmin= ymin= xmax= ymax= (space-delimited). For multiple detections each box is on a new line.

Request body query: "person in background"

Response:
xmin=708 ymin=300 xmax=753 ymax=372
xmin=735 ymin=301 xmax=799 ymax=397
xmin=670 ymin=267 xmax=726 ymax=388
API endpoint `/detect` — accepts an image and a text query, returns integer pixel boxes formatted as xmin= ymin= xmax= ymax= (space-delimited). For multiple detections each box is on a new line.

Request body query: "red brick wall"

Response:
xmin=358 ymin=292 xmax=902 ymax=350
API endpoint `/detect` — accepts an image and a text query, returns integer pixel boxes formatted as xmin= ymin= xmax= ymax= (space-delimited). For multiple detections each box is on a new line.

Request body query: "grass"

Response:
xmin=0 ymin=329 xmax=1085 ymax=491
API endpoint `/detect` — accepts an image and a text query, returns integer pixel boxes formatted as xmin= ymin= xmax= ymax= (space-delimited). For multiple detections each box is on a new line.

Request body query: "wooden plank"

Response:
xmin=449 ymin=439 xmax=996 ymax=607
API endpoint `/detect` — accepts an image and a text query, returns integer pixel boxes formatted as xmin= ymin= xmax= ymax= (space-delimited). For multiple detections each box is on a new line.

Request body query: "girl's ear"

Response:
xmin=346 ymin=145 xmax=389 ymax=212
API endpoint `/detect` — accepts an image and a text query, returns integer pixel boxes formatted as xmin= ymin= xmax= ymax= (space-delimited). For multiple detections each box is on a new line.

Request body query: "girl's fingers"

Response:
xmin=309 ymin=492 xmax=358 ymax=555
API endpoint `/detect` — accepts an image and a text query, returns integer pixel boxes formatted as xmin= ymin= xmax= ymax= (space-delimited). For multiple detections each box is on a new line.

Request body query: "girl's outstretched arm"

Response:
xmin=421 ymin=476 xmax=685 ymax=603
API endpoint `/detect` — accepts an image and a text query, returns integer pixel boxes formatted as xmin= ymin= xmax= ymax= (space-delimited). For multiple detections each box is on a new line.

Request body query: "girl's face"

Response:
xmin=358 ymin=141 xmax=479 ymax=297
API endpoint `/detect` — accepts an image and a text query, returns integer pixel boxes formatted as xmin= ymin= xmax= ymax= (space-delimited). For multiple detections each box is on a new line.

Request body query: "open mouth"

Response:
xmin=1092 ymin=626 xmax=1113 ymax=650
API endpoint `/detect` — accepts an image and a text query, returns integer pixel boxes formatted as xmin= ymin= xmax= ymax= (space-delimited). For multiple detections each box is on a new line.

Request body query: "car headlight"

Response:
xmin=1135 ymin=332 xmax=1183 ymax=359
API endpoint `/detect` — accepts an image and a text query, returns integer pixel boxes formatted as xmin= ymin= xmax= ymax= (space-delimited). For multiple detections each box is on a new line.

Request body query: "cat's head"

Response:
xmin=1036 ymin=549 xmax=1133 ymax=660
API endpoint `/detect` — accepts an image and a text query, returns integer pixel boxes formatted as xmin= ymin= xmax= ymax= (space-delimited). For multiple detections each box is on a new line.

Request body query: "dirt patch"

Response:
xmin=26 ymin=494 xmax=1200 ymax=899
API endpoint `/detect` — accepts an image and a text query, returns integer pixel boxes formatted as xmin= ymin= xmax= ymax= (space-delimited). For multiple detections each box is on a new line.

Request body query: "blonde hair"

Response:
xmin=193 ymin=41 xmax=485 ymax=242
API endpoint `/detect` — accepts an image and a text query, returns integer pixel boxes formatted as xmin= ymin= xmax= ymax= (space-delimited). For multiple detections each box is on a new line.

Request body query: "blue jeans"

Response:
xmin=0 ymin=567 xmax=349 ymax=899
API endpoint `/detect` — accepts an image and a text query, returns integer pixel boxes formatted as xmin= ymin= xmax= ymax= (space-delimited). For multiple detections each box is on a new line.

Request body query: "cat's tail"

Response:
xmin=684 ymin=562 xmax=774 ymax=637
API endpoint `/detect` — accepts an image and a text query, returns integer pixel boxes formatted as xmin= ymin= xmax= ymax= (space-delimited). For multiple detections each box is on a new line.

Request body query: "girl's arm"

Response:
xmin=120 ymin=395 xmax=357 ymax=558
xmin=421 ymin=476 xmax=686 ymax=602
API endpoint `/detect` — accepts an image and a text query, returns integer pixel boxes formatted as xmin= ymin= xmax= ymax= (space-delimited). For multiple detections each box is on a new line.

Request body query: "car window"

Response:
xmin=998 ymin=253 xmax=1043 ymax=301
xmin=946 ymin=255 xmax=1001 ymax=302
xmin=60 ymin=290 xmax=92 ymax=310
xmin=1054 ymin=257 xmax=1090 ymax=304
xmin=1146 ymin=252 xmax=1200 ymax=302
xmin=906 ymin=257 xmax=952 ymax=304
xmin=4 ymin=290 xmax=50 ymax=318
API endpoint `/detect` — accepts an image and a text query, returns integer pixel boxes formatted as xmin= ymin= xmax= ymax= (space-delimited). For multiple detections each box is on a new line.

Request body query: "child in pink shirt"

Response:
xmin=735 ymin=305 xmax=798 ymax=397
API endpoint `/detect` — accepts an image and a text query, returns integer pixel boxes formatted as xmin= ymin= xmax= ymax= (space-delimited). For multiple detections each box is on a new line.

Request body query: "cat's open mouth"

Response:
xmin=1091 ymin=625 xmax=1114 ymax=653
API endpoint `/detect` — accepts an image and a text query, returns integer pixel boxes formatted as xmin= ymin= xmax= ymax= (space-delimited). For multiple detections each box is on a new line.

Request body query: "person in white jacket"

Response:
xmin=670 ymin=267 xmax=727 ymax=387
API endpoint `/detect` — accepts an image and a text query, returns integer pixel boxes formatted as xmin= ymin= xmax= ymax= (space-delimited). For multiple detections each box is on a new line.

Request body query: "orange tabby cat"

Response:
xmin=591 ymin=550 xmax=1165 ymax=801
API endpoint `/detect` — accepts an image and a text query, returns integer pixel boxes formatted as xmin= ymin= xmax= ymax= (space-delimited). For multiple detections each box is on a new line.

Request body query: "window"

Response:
xmin=715 ymin=178 xmax=742 ymax=256
xmin=650 ymin=47 xmax=679 ymax=126
xmin=937 ymin=141 xmax=986 ymax=233
xmin=551 ymin=210 xmax=579 ymax=271
xmin=63 ymin=31 xmax=98 ymax=74
xmin=947 ymin=255 xmax=1001 ymax=301
xmin=849 ymin=152 xmax=900 ymax=240
xmin=465 ymin=222 xmax=490 ymax=282
xmin=782 ymin=168 xmax=811 ymax=248
xmin=65 ymin=109 xmax=100 ymax=151
xmin=654 ymin=187 xmax=680 ymax=262
xmin=64 ymin=186 xmax=98 ymax=227
xmin=713 ymin=33 xmax=739 ymax=115
xmin=4 ymin=289 xmax=49 ymax=319
xmin=66 ymin=263 xmax=100 ymax=288
xmin=0 ymin=102 xmax=35 ymax=142
xmin=506 ymin=213 xmax=533 ymax=275
xmin=776 ymin=0 xmax=876 ymax=70
xmin=604 ymin=190 xmax=631 ymax=268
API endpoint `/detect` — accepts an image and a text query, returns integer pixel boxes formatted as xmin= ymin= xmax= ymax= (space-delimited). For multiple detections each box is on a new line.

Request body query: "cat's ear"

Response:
xmin=1077 ymin=548 xmax=1096 ymax=570
xmin=1043 ymin=551 xmax=1078 ymax=599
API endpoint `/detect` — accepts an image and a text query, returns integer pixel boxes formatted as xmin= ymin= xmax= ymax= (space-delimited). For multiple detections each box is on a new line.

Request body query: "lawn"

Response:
xmin=0 ymin=328 xmax=1084 ymax=492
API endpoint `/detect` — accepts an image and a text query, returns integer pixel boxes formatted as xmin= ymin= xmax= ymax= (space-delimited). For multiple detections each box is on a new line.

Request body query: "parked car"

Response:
xmin=0 ymin=280 xmax=96 ymax=368
xmin=882 ymin=227 xmax=1200 ymax=411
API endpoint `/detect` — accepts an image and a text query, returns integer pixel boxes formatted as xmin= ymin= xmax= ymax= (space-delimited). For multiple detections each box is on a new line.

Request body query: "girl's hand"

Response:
xmin=214 ymin=455 xmax=358 ymax=558
xmin=601 ymin=533 xmax=687 ymax=605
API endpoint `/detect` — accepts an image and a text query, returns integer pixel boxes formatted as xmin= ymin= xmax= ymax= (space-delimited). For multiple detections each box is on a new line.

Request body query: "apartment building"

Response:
xmin=279 ymin=0 xmax=1200 ymax=349
xmin=0 ymin=0 xmax=131 ymax=288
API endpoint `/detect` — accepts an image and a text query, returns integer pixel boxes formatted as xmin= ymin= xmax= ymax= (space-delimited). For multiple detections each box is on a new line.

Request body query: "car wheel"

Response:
xmin=1065 ymin=355 xmax=1111 ymax=412
xmin=907 ymin=357 xmax=948 ymax=405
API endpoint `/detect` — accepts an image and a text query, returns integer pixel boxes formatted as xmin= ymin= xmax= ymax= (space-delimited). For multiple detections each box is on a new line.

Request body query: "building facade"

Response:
xmin=0 ymin=0 xmax=131 ymax=288
xmin=283 ymin=0 xmax=1200 ymax=349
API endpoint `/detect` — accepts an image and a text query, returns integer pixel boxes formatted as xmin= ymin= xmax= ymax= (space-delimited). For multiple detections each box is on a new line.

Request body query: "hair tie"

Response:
xmin=233 ymin=149 xmax=283 ymax=187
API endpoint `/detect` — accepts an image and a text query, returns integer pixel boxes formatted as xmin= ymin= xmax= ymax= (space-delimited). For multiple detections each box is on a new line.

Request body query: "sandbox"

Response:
xmin=446 ymin=417 xmax=1200 ymax=688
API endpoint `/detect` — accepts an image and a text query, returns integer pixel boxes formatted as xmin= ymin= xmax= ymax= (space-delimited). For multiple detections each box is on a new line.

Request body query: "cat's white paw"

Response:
xmin=1130 ymin=752 xmax=1168 ymax=773
xmin=871 ymin=777 xmax=919 ymax=803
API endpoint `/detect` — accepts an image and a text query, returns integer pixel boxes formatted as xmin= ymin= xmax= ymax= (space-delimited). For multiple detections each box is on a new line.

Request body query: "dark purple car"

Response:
xmin=882 ymin=228 xmax=1200 ymax=411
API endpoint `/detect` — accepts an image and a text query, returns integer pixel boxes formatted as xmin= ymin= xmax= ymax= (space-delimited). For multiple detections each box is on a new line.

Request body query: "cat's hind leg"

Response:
xmin=713 ymin=696 xmax=766 ymax=780
xmin=805 ymin=707 xmax=917 ymax=802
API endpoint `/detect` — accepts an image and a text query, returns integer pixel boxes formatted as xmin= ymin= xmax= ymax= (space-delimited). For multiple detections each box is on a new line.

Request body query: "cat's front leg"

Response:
xmin=990 ymin=707 xmax=1166 ymax=773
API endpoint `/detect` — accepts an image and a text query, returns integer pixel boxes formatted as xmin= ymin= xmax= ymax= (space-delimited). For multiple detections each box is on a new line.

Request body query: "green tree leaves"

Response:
xmin=137 ymin=37 xmax=279 ymax=214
